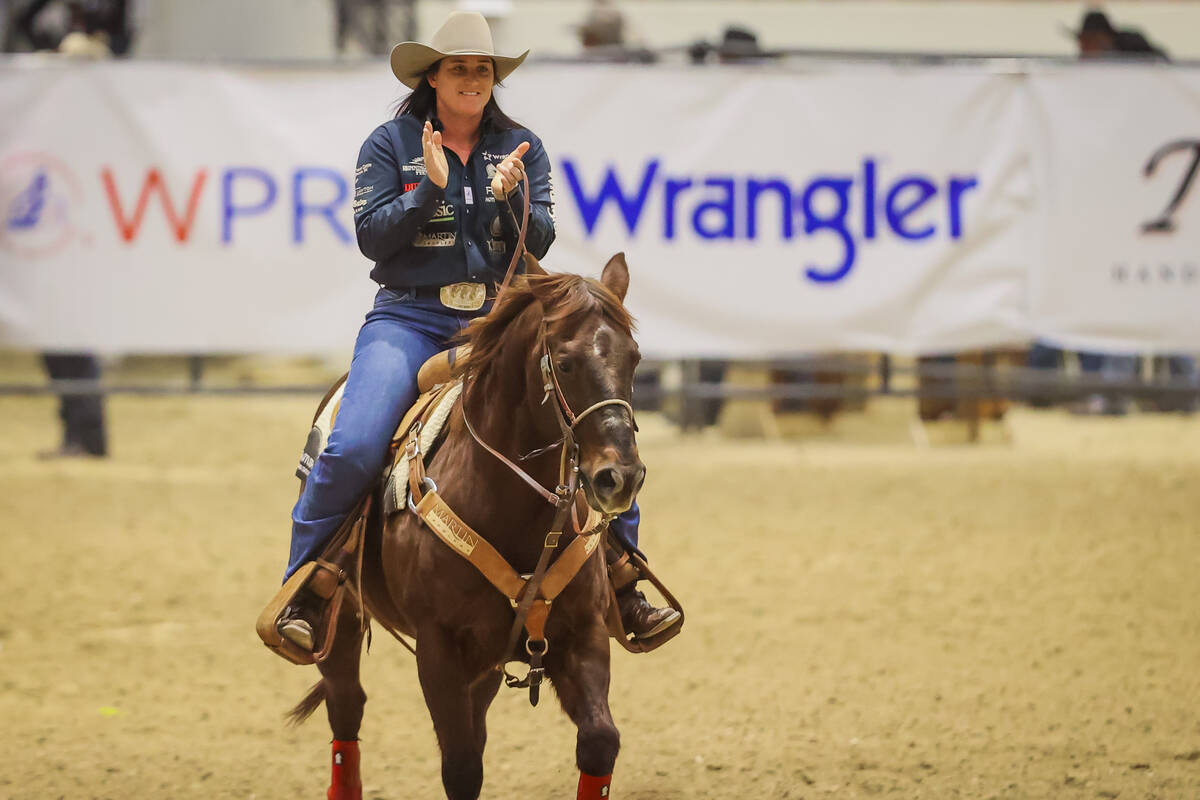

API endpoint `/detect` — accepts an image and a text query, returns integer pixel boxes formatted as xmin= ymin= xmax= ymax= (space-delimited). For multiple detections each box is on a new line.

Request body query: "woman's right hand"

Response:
xmin=422 ymin=121 xmax=449 ymax=189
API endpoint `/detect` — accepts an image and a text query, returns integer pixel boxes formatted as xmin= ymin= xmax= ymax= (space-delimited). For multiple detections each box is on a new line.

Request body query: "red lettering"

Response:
xmin=403 ymin=182 xmax=419 ymax=192
xmin=101 ymin=167 xmax=208 ymax=243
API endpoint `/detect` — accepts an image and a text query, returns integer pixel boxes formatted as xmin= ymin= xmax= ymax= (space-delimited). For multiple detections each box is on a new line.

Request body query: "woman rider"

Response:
xmin=279 ymin=11 xmax=676 ymax=650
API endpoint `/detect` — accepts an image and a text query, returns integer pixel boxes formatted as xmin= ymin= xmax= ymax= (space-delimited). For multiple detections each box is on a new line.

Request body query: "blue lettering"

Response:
xmin=746 ymin=178 xmax=793 ymax=239
xmin=221 ymin=167 xmax=276 ymax=244
xmin=692 ymin=178 xmax=736 ymax=239
xmin=886 ymin=176 xmax=937 ymax=240
xmin=862 ymin=158 xmax=878 ymax=240
xmin=561 ymin=158 xmax=659 ymax=236
xmin=800 ymin=177 xmax=856 ymax=284
xmin=293 ymin=167 xmax=351 ymax=245
xmin=556 ymin=159 xmax=981 ymax=285
xmin=948 ymin=176 xmax=978 ymax=238
xmin=663 ymin=177 xmax=692 ymax=239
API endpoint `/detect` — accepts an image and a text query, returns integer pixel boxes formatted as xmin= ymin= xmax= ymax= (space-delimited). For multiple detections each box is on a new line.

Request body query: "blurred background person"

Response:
xmin=6 ymin=0 xmax=129 ymax=55
xmin=25 ymin=0 xmax=130 ymax=458
xmin=39 ymin=353 xmax=107 ymax=458
xmin=574 ymin=0 xmax=653 ymax=64
xmin=1072 ymin=8 xmax=1117 ymax=58
xmin=689 ymin=23 xmax=777 ymax=65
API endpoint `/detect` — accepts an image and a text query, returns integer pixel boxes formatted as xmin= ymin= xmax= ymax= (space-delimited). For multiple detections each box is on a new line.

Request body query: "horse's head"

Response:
xmin=461 ymin=253 xmax=646 ymax=515
xmin=526 ymin=253 xmax=645 ymax=515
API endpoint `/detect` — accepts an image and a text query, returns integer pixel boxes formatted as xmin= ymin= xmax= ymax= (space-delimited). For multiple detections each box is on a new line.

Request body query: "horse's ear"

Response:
xmin=522 ymin=252 xmax=547 ymax=276
xmin=600 ymin=252 xmax=629 ymax=303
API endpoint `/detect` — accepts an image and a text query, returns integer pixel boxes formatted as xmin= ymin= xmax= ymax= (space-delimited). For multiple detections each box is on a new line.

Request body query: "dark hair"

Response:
xmin=394 ymin=59 xmax=523 ymax=132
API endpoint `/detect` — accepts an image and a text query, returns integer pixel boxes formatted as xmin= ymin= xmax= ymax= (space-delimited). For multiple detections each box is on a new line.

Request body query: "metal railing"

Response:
xmin=5 ymin=355 xmax=1196 ymax=411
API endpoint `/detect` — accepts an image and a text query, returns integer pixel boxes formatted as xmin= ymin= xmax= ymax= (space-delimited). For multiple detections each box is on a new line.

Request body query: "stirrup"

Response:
xmin=278 ymin=617 xmax=314 ymax=651
xmin=604 ymin=534 xmax=684 ymax=653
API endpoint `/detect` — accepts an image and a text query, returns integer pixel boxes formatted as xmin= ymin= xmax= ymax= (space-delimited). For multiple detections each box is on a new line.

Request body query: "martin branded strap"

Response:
xmin=403 ymin=390 xmax=609 ymax=706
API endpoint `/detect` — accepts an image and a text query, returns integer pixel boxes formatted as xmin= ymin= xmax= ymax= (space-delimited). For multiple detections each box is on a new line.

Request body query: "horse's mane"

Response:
xmin=459 ymin=272 xmax=634 ymax=386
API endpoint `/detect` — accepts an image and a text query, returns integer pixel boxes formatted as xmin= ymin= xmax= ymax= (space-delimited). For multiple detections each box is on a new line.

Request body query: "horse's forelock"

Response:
xmin=459 ymin=273 xmax=634 ymax=391
xmin=540 ymin=275 xmax=634 ymax=338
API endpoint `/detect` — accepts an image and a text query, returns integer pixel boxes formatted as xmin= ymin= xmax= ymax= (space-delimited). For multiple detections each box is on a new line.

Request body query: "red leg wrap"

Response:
xmin=327 ymin=740 xmax=362 ymax=800
xmin=577 ymin=772 xmax=612 ymax=799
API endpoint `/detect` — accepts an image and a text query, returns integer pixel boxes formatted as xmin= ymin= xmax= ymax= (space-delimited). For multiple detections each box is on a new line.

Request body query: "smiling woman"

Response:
xmin=392 ymin=55 xmax=525 ymax=150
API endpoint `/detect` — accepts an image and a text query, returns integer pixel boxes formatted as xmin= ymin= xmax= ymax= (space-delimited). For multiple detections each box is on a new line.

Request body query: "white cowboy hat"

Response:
xmin=390 ymin=11 xmax=529 ymax=89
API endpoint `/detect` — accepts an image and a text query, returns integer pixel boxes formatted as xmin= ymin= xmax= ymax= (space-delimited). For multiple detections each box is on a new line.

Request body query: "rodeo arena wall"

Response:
xmin=1 ymin=59 xmax=1199 ymax=358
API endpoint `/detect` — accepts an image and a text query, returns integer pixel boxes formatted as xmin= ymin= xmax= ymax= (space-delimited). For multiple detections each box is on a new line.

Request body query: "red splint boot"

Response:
xmin=577 ymin=771 xmax=612 ymax=799
xmin=328 ymin=740 xmax=361 ymax=800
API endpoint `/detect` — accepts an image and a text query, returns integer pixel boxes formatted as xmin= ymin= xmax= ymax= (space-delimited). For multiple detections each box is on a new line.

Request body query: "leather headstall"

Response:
xmin=402 ymin=174 xmax=639 ymax=705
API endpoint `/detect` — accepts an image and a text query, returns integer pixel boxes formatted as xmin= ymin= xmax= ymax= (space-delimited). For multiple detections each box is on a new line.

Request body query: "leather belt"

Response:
xmin=385 ymin=282 xmax=493 ymax=311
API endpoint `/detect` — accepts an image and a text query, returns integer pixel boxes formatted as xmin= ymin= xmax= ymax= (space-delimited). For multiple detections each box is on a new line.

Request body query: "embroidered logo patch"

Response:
xmin=416 ymin=201 xmax=456 ymax=247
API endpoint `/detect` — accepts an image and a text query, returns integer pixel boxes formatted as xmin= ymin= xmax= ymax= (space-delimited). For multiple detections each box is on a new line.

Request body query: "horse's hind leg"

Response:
xmin=318 ymin=611 xmax=368 ymax=800
xmin=547 ymin=623 xmax=620 ymax=799
xmin=417 ymin=625 xmax=487 ymax=800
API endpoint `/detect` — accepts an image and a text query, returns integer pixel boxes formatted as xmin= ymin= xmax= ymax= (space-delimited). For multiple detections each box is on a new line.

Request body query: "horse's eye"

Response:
xmin=556 ymin=357 xmax=572 ymax=374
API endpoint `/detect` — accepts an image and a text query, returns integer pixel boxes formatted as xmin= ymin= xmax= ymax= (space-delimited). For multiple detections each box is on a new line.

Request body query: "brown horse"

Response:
xmin=288 ymin=253 xmax=645 ymax=800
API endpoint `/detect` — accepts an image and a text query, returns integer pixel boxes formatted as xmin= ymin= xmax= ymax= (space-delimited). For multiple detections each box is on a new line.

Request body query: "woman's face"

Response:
xmin=428 ymin=56 xmax=495 ymax=119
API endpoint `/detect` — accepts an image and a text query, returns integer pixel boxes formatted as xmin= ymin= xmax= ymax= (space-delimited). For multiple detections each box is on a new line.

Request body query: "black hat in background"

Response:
xmin=687 ymin=25 xmax=779 ymax=64
xmin=1073 ymin=10 xmax=1118 ymax=38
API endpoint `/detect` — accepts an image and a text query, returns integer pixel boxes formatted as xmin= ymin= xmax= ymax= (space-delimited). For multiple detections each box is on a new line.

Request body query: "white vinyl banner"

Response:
xmin=1026 ymin=64 xmax=1200 ymax=355
xmin=0 ymin=59 xmax=1196 ymax=355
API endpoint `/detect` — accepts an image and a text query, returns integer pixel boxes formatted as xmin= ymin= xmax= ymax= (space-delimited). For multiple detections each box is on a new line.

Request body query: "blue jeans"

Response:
xmin=285 ymin=287 xmax=642 ymax=579
xmin=609 ymin=501 xmax=640 ymax=552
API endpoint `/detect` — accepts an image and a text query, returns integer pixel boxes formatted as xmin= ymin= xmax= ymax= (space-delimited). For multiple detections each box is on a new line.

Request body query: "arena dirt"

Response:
xmin=2 ymin=391 xmax=1199 ymax=799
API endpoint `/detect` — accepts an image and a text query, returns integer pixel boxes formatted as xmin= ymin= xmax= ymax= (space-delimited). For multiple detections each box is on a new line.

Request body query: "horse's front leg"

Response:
xmin=547 ymin=620 xmax=620 ymax=799
xmin=317 ymin=607 xmax=368 ymax=800
xmin=417 ymin=624 xmax=487 ymax=800
xmin=469 ymin=669 xmax=503 ymax=754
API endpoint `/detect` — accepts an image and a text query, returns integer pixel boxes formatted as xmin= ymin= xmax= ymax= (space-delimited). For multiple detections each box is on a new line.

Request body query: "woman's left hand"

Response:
xmin=490 ymin=141 xmax=530 ymax=199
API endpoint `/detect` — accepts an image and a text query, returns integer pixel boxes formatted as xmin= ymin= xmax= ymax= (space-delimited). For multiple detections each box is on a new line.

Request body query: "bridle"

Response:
xmin=461 ymin=321 xmax=637 ymax=512
xmin=453 ymin=173 xmax=637 ymax=701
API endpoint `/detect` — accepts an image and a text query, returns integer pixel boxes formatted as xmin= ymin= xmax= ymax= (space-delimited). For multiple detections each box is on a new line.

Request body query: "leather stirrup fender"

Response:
xmin=255 ymin=493 xmax=372 ymax=666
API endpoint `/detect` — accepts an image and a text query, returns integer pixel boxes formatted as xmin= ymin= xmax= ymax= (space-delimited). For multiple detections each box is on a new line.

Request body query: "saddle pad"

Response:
xmin=296 ymin=381 xmax=346 ymax=485
xmin=383 ymin=380 xmax=464 ymax=515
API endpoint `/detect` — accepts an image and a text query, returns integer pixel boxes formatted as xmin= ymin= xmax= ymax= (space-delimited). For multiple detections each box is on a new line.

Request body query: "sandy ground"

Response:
xmin=2 ymin=386 xmax=1199 ymax=799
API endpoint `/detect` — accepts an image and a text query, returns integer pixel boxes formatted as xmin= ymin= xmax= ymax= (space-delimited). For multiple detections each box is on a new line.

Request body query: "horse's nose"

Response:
xmin=632 ymin=463 xmax=646 ymax=493
xmin=591 ymin=462 xmax=645 ymax=510
xmin=592 ymin=466 xmax=624 ymax=499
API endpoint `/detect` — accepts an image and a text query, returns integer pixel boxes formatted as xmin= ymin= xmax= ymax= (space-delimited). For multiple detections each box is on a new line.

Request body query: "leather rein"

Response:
xmin=404 ymin=174 xmax=635 ymax=705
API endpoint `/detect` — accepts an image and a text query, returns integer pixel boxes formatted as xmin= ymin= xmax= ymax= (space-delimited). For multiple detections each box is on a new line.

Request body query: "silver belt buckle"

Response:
xmin=439 ymin=282 xmax=487 ymax=311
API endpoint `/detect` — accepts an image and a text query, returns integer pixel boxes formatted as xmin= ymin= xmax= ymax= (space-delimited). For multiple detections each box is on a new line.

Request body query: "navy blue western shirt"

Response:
xmin=353 ymin=114 xmax=555 ymax=289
